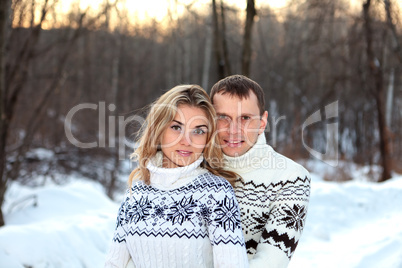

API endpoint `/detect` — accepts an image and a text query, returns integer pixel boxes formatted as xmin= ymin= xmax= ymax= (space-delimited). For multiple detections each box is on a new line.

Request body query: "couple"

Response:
xmin=105 ymin=75 xmax=311 ymax=268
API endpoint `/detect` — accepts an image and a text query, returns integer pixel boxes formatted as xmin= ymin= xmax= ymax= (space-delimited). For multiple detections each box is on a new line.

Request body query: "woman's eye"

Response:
xmin=171 ymin=125 xmax=181 ymax=131
xmin=193 ymin=128 xmax=206 ymax=135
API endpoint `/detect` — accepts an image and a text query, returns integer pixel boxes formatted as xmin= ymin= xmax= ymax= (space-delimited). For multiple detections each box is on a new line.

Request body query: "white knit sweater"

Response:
xmin=104 ymin=153 xmax=249 ymax=268
xmin=223 ymin=134 xmax=311 ymax=268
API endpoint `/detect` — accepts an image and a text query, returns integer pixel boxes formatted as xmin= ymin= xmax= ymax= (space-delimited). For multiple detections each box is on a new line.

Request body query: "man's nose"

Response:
xmin=229 ymin=119 xmax=241 ymax=134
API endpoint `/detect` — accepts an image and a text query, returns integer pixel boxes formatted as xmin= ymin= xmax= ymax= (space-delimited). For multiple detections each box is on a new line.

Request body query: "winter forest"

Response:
xmin=0 ymin=0 xmax=402 ymax=266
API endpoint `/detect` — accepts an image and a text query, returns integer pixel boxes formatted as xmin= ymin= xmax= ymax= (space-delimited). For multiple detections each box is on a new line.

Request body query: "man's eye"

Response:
xmin=193 ymin=128 xmax=206 ymax=135
xmin=217 ymin=115 xmax=229 ymax=120
xmin=241 ymin=116 xmax=251 ymax=120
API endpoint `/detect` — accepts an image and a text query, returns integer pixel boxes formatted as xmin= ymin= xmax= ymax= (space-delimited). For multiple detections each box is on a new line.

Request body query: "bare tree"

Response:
xmin=0 ymin=0 xmax=116 ymax=226
xmin=0 ymin=0 xmax=11 ymax=227
xmin=212 ymin=0 xmax=225 ymax=79
xmin=362 ymin=0 xmax=392 ymax=182
xmin=6 ymin=10 xmax=88 ymax=183
xmin=1 ymin=0 xmax=400 ymax=211
xmin=212 ymin=0 xmax=233 ymax=79
xmin=241 ymin=0 xmax=256 ymax=76
xmin=384 ymin=0 xmax=401 ymax=62
xmin=202 ymin=16 xmax=213 ymax=89
xmin=219 ymin=0 xmax=232 ymax=76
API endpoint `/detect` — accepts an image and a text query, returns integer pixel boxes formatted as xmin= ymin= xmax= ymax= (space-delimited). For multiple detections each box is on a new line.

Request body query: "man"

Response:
xmin=210 ymin=75 xmax=311 ymax=268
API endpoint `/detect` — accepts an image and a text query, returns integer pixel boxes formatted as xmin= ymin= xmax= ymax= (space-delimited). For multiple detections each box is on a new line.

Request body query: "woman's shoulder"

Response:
xmin=193 ymin=171 xmax=234 ymax=191
xmin=124 ymin=179 xmax=157 ymax=198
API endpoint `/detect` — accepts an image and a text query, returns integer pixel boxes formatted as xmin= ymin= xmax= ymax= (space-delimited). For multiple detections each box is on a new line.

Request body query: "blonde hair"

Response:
xmin=128 ymin=85 xmax=238 ymax=187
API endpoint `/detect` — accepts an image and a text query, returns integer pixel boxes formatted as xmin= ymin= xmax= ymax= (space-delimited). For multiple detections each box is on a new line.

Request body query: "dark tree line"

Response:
xmin=0 ymin=0 xmax=401 ymax=226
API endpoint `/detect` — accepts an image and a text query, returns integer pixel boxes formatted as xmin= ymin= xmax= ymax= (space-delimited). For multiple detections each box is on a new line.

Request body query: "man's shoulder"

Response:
xmin=272 ymin=148 xmax=309 ymax=173
xmin=258 ymin=145 xmax=308 ymax=173
xmin=240 ymin=144 xmax=310 ymax=187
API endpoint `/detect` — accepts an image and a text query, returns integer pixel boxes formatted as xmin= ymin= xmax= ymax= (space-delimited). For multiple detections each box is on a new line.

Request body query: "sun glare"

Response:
xmin=123 ymin=1 xmax=170 ymax=22
xmin=58 ymin=0 xmax=288 ymax=23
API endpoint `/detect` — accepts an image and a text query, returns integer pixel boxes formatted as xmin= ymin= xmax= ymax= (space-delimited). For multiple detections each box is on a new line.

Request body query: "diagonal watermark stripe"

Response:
xmin=302 ymin=101 xmax=339 ymax=167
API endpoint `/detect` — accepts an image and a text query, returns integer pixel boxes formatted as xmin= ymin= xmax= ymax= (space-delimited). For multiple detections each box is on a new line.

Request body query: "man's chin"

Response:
xmin=222 ymin=147 xmax=247 ymax=157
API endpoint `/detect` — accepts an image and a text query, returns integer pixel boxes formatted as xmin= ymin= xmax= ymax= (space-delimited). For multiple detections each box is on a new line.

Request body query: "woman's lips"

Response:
xmin=176 ymin=150 xmax=192 ymax=156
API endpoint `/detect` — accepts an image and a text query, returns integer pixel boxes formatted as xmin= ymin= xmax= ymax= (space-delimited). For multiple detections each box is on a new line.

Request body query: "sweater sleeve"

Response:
xmin=208 ymin=180 xmax=249 ymax=268
xmin=249 ymin=168 xmax=311 ymax=268
xmin=105 ymin=198 xmax=132 ymax=268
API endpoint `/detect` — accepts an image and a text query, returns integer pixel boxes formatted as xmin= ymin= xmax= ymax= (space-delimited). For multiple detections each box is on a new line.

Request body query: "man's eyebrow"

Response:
xmin=216 ymin=112 xmax=257 ymax=117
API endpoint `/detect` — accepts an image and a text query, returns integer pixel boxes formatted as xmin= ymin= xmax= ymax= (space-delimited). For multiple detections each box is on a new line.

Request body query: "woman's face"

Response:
xmin=161 ymin=105 xmax=209 ymax=168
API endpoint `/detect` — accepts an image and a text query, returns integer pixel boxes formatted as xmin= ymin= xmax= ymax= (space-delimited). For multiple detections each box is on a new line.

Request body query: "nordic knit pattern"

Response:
xmin=224 ymin=134 xmax=311 ymax=268
xmin=105 ymin=154 xmax=249 ymax=268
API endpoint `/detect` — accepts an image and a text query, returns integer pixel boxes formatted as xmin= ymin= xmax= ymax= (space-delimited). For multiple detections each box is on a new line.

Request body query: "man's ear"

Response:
xmin=258 ymin=111 xmax=268 ymax=135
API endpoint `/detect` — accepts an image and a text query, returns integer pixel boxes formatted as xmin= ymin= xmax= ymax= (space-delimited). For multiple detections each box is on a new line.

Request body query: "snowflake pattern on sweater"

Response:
xmin=236 ymin=176 xmax=310 ymax=257
xmin=105 ymin=161 xmax=249 ymax=268
xmin=114 ymin=174 xmax=244 ymax=244
xmin=224 ymin=134 xmax=311 ymax=268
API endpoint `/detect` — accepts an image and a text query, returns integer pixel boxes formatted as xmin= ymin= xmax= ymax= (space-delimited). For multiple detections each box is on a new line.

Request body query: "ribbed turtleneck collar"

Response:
xmin=146 ymin=152 xmax=206 ymax=190
xmin=223 ymin=134 xmax=273 ymax=174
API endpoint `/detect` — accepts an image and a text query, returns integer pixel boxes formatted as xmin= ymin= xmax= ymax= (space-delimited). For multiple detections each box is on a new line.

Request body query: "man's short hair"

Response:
xmin=210 ymin=75 xmax=265 ymax=115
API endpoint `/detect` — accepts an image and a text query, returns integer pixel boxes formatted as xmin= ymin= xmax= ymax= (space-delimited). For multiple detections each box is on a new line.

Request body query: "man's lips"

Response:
xmin=224 ymin=140 xmax=244 ymax=148
xmin=176 ymin=150 xmax=192 ymax=157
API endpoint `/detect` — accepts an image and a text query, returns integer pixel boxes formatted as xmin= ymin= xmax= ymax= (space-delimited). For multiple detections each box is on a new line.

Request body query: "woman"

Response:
xmin=104 ymin=85 xmax=248 ymax=268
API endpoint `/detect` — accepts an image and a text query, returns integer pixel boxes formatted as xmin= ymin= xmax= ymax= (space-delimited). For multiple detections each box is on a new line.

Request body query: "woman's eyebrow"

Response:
xmin=173 ymin=120 xmax=183 ymax=125
xmin=195 ymin=124 xmax=208 ymax=129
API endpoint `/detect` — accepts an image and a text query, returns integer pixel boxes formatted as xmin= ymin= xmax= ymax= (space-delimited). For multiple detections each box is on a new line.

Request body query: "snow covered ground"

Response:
xmin=1 ymin=162 xmax=402 ymax=268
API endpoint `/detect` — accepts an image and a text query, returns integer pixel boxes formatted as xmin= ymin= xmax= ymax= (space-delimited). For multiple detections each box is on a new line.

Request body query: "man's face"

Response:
xmin=213 ymin=91 xmax=268 ymax=157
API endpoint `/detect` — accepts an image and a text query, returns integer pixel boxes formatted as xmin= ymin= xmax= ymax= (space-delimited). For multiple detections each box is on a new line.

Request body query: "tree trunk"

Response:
xmin=212 ymin=0 xmax=224 ymax=79
xmin=0 ymin=0 xmax=48 ymax=227
xmin=107 ymin=31 xmax=122 ymax=200
xmin=384 ymin=0 xmax=401 ymax=63
xmin=362 ymin=0 xmax=392 ymax=182
xmin=0 ymin=0 xmax=10 ymax=227
xmin=219 ymin=0 xmax=231 ymax=76
xmin=241 ymin=0 xmax=256 ymax=77
xmin=7 ymin=12 xmax=86 ymax=182
xmin=202 ymin=17 xmax=213 ymax=90
xmin=385 ymin=68 xmax=394 ymax=128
